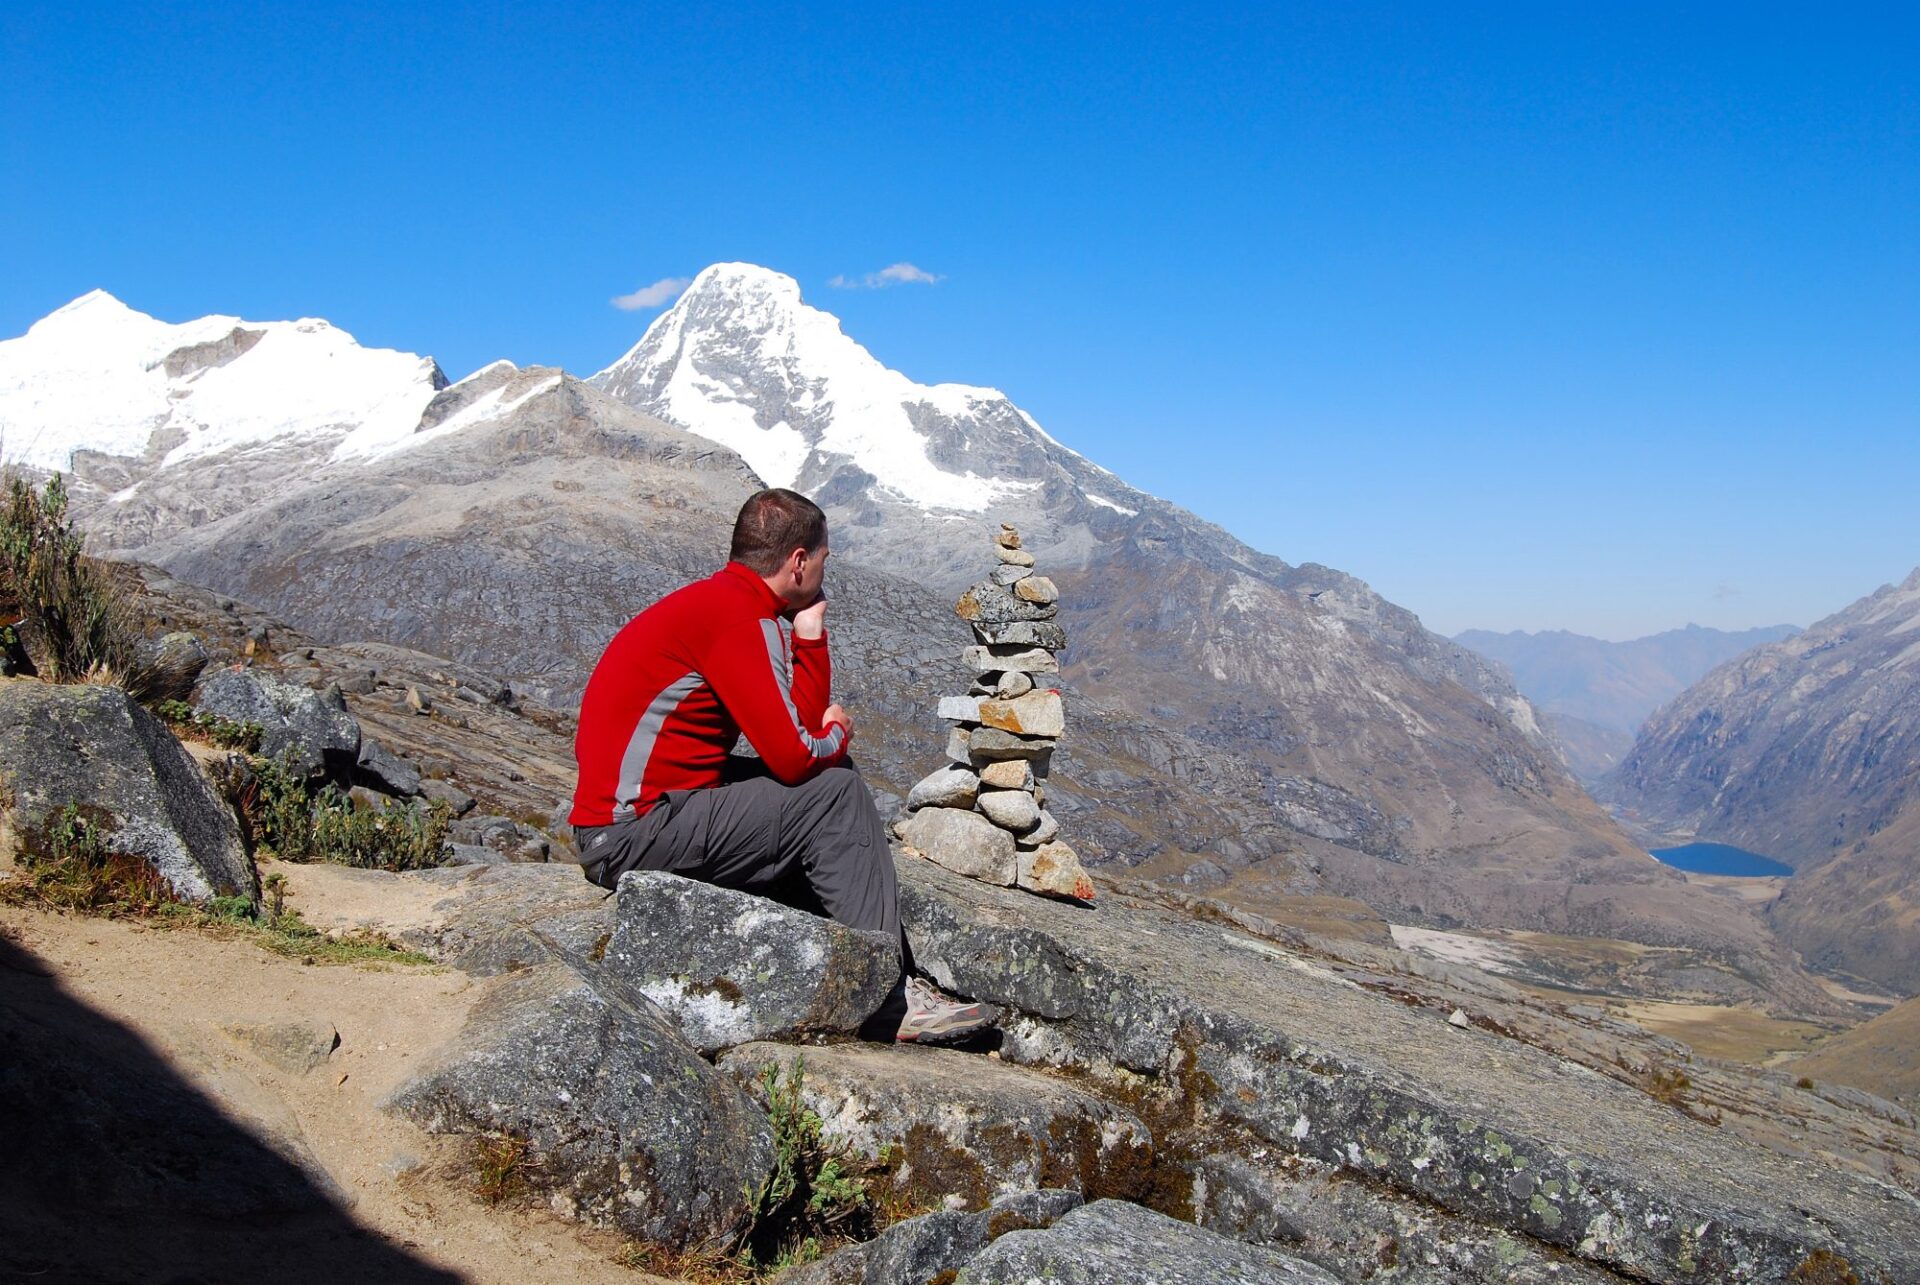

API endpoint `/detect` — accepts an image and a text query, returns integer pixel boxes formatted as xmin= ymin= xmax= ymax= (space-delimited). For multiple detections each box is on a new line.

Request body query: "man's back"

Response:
xmin=569 ymin=561 xmax=846 ymax=827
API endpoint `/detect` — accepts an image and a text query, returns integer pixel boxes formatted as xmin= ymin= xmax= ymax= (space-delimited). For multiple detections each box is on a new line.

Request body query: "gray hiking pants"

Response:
xmin=574 ymin=761 xmax=900 ymax=944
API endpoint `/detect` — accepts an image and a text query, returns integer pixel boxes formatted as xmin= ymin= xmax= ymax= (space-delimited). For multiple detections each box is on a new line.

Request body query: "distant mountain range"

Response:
xmin=1455 ymin=624 xmax=1801 ymax=783
xmin=0 ymin=271 xmax=1818 ymax=1000
xmin=1601 ymin=570 xmax=1920 ymax=993
xmin=1454 ymin=623 xmax=1802 ymax=735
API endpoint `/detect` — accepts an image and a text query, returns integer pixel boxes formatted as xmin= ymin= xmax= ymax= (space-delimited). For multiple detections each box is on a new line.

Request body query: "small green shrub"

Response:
xmin=242 ymin=753 xmax=449 ymax=872
xmin=154 ymin=700 xmax=264 ymax=753
xmin=0 ymin=471 xmax=137 ymax=683
xmin=740 ymin=1058 xmax=874 ymax=1267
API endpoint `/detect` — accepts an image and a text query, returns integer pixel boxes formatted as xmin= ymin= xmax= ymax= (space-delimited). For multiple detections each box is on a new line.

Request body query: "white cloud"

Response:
xmin=610 ymin=277 xmax=692 ymax=311
xmin=828 ymin=262 xmax=944 ymax=289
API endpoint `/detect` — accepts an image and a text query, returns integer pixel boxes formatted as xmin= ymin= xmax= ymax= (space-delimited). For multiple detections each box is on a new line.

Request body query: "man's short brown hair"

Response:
xmin=729 ymin=488 xmax=828 ymax=574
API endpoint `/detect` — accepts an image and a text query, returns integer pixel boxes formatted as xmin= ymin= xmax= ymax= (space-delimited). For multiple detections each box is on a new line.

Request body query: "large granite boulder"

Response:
xmin=195 ymin=667 xmax=361 ymax=779
xmin=0 ymin=681 xmax=253 ymax=904
xmin=399 ymin=863 xmax=614 ymax=976
xmin=957 ymin=1199 xmax=1342 ymax=1284
xmin=782 ymin=1189 xmax=1084 ymax=1285
xmin=718 ymin=1042 xmax=1153 ymax=1209
xmin=385 ymin=962 xmax=773 ymax=1245
xmin=896 ymin=854 xmax=1920 ymax=1284
xmin=600 ymin=871 xmax=899 ymax=1054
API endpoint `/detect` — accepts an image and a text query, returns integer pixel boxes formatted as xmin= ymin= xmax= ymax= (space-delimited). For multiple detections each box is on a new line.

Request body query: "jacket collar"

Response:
xmin=721 ymin=560 xmax=786 ymax=615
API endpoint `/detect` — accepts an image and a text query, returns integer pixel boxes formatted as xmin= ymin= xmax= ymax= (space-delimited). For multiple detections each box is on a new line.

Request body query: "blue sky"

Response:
xmin=3 ymin=3 xmax=1915 ymax=639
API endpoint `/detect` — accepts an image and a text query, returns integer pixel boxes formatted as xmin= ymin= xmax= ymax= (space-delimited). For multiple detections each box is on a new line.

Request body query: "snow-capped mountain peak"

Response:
xmin=592 ymin=263 xmax=1041 ymax=511
xmin=0 ymin=291 xmax=448 ymax=475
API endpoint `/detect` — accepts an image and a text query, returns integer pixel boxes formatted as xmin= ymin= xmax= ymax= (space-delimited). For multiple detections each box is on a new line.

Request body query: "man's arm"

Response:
xmin=789 ymin=598 xmax=833 ymax=730
xmin=703 ymin=616 xmax=849 ymax=783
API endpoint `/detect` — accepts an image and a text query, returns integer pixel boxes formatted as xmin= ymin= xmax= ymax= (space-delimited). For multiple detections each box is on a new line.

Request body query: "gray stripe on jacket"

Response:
xmin=612 ymin=670 xmax=704 ymax=821
xmin=758 ymin=619 xmax=846 ymax=760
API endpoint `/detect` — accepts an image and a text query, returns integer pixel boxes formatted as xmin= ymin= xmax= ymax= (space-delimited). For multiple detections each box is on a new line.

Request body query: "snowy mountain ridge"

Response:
xmin=592 ymin=262 xmax=1070 ymax=512
xmin=0 ymin=289 xmax=449 ymax=477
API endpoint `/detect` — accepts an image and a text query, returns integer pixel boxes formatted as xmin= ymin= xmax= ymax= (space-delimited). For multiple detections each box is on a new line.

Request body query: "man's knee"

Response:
xmin=824 ymin=762 xmax=862 ymax=784
xmin=812 ymin=764 xmax=871 ymax=804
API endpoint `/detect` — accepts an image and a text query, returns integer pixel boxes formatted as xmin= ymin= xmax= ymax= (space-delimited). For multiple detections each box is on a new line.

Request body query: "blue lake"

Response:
xmin=1650 ymin=842 xmax=1794 ymax=877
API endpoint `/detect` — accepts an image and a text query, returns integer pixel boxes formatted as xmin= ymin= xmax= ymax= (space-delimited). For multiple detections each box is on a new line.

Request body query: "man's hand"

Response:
xmin=792 ymin=594 xmax=828 ymax=641
xmin=823 ymin=702 xmax=853 ymax=741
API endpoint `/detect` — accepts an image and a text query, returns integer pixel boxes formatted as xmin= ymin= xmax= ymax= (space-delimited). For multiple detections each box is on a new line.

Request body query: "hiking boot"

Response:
xmin=894 ymin=975 xmax=995 ymax=1043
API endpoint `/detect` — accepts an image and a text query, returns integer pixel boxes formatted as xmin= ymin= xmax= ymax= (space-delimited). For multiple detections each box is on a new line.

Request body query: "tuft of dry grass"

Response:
xmin=472 ymin=1131 xmax=538 ymax=1207
xmin=614 ymin=1239 xmax=753 ymax=1284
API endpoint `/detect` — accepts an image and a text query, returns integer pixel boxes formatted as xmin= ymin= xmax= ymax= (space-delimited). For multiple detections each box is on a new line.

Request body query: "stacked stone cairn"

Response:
xmin=895 ymin=525 xmax=1096 ymax=902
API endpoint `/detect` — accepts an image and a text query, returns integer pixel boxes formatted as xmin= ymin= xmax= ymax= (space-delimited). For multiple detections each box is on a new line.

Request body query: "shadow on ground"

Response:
xmin=0 ymin=930 xmax=461 ymax=1285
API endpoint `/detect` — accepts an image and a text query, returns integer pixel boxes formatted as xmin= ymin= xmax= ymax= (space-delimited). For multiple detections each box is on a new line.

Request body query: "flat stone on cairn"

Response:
xmin=897 ymin=524 xmax=1094 ymax=903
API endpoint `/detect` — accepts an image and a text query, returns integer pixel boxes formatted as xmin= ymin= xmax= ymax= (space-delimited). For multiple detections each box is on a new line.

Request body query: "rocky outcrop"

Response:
xmin=399 ymin=862 xmax=614 ymax=976
xmin=718 ymin=1042 xmax=1153 ymax=1208
xmin=354 ymin=738 xmax=421 ymax=797
xmin=1192 ymin=1153 xmax=1630 ymax=1284
xmin=385 ymin=962 xmax=774 ymax=1245
xmin=600 ymin=872 xmax=899 ymax=1053
xmin=958 ymin=1199 xmax=1343 ymax=1284
xmin=196 ymin=667 xmax=361 ymax=779
xmin=319 ymin=840 xmax=1920 ymax=1283
xmin=0 ymin=680 xmax=252 ymax=904
xmin=895 ymin=851 xmax=1920 ymax=1283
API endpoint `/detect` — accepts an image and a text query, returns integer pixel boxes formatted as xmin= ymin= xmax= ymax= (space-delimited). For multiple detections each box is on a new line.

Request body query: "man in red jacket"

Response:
xmin=570 ymin=488 xmax=990 ymax=1042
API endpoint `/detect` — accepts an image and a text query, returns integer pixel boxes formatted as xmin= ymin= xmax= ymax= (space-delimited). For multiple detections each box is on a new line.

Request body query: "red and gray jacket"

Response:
xmin=569 ymin=561 xmax=849 ymax=826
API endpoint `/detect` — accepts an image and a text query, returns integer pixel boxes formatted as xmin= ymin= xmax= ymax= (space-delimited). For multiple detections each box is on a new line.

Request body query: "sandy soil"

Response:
xmin=0 ymin=893 xmax=661 ymax=1284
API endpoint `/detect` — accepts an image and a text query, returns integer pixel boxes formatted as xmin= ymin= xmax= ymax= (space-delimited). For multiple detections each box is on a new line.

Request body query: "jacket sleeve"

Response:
xmin=791 ymin=629 xmax=833 ymax=729
xmin=703 ymin=617 xmax=849 ymax=783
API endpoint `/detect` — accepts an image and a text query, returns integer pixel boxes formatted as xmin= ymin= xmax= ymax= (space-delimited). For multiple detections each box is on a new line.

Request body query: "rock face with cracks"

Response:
xmin=894 ymin=851 xmax=1920 ymax=1284
xmin=718 ymin=1042 xmax=1154 ymax=1208
xmin=1190 ymin=1152 xmax=1630 ymax=1284
xmin=958 ymin=1199 xmax=1343 ymax=1284
xmin=781 ymin=1189 xmax=1086 ymax=1285
xmin=0 ymin=681 xmax=253 ymax=904
xmin=385 ymin=962 xmax=774 ymax=1245
xmin=599 ymin=871 xmax=899 ymax=1053
xmin=320 ymin=836 xmax=1914 ymax=1283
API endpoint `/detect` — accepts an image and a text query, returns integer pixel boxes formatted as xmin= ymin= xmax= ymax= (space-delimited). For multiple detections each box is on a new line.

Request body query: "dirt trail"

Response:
xmin=0 ymin=889 xmax=664 ymax=1284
